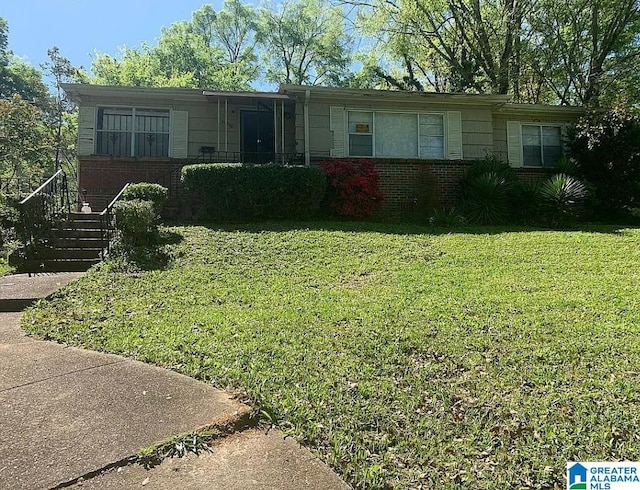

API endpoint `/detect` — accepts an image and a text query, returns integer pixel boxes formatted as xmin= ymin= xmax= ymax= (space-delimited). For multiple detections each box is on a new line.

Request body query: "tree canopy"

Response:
xmin=349 ymin=0 xmax=640 ymax=106
xmin=90 ymin=0 xmax=354 ymax=91
xmin=0 ymin=19 xmax=82 ymax=181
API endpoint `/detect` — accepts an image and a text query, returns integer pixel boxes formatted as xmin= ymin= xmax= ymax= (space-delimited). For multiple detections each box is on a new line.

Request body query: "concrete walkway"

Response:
xmin=0 ymin=273 xmax=350 ymax=490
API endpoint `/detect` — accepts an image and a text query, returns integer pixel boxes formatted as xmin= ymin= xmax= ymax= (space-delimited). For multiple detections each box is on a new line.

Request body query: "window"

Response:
xmin=522 ymin=124 xmax=562 ymax=167
xmin=347 ymin=111 xmax=444 ymax=159
xmin=96 ymin=107 xmax=170 ymax=157
xmin=348 ymin=111 xmax=373 ymax=156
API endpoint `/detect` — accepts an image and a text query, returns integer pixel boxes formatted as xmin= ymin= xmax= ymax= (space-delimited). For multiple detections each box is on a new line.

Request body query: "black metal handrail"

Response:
xmin=197 ymin=151 xmax=304 ymax=165
xmin=0 ymin=176 xmax=40 ymax=199
xmin=99 ymin=183 xmax=130 ymax=257
xmin=19 ymin=169 xmax=71 ymax=256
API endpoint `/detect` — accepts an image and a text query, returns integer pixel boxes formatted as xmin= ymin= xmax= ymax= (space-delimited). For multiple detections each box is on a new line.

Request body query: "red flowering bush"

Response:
xmin=320 ymin=159 xmax=384 ymax=218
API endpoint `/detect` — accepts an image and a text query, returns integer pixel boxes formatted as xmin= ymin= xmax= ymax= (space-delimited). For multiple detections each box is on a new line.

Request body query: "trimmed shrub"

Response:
xmin=122 ymin=183 xmax=168 ymax=215
xmin=113 ymin=199 xmax=157 ymax=249
xmin=320 ymin=159 xmax=384 ymax=219
xmin=181 ymin=163 xmax=326 ymax=220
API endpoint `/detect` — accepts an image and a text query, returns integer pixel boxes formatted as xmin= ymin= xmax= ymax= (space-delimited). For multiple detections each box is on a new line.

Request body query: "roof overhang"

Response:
xmin=61 ymin=83 xmax=292 ymax=104
xmin=279 ymin=84 xmax=511 ymax=106
xmin=202 ymin=90 xmax=290 ymax=100
xmin=61 ymin=83 xmax=208 ymax=103
xmin=495 ymin=103 xmax=586 ymax=116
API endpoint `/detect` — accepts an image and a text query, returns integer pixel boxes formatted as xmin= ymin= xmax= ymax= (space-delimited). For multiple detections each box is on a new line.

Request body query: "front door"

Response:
xmin=241 ymin=111 xmax=275 ymax=163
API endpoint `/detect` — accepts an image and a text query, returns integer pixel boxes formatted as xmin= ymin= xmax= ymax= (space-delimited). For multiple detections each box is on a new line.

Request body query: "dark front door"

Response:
xmin=241 ymin=111 xmax=275 ymax=163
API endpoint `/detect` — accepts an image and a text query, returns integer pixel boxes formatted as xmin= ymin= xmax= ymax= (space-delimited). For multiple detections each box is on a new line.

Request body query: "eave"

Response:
xmin=279 ymin=84 xmax=511 ymax=107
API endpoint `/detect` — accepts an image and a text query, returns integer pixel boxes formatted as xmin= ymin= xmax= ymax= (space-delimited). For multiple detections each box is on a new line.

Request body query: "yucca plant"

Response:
xmin=460 ymin=158 xmax=518 ymax=225
xmin=428 ymin=207 xmax=467 ymax=227
xmin=540 ymin=173 xmax=588 ymax=227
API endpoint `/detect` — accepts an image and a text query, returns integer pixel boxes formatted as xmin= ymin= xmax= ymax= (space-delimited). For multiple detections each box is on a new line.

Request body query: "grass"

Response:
xmin=22 ymin=222 xmax=640 ymax=489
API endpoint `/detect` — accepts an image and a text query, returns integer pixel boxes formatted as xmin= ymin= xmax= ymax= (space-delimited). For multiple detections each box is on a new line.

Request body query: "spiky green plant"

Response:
xmin=540 ymin=173 xmax=588 ymax=226
xmin=460 ymin=158 xmax=518 ymax=225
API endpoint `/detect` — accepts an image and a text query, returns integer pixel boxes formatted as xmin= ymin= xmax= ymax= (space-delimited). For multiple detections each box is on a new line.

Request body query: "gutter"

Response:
xmin=304 ymin=89 xmax=310 ymax=167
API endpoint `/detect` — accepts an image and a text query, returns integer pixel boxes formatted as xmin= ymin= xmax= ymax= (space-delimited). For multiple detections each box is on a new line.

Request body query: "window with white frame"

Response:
xmin=521 ymin=124 xmax=562 ymax=167
xmin=96 ymin=107 xmax=170 ymax=157
xmin=347 ymin=110 xmax=445 ymax=159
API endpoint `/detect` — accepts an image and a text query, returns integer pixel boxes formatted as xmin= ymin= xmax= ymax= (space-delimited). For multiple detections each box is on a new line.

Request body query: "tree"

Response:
xmin=91 ymin=45 xmax=199 ymax=88
xmin=257 ymin=0 xmax=353 ymax=86
xmin=347 ymin=0 xmax=640 ymax=106
xmin=192 ymin=0 xmax=259 ymax=86
xmin=39 ymin=47 xmax=87 ymax=197
xmin=90 ymin=2 xmax=259 ymax=90
xmin=0 ymin=17 xmax=48 ymax=103
xmin=569 ymin=108 xmax=640 ymax=215
xmin=0 ymin=95 xmax=53 ymax=178
xmin=529 ymin=0 xmax=640 ymax=107
xmin=350 ymin=0 xmax=530 ymax=95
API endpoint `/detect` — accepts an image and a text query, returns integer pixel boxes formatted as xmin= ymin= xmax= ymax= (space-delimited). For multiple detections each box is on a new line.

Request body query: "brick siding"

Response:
xmin=80 ymin=156 xmax=553 ymax=220
xmin=313 ymin=158 xmax=554 ymax=220
xmin=78 ymin=157 xmax=188 ymax=211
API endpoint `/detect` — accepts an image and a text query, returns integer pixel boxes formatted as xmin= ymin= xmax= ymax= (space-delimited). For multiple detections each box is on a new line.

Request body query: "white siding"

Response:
xmin=78 ymin=106 xmax=96 ymax=155
xmin=329 ymin=106 xmax=345 ymax=158
xmin=446 ymin=111 xmax=463 ymax=160
xmin=506 ymin=121 xmax=523 ymax=167
xmin=170 ymin=110 xmax=189 ymax=158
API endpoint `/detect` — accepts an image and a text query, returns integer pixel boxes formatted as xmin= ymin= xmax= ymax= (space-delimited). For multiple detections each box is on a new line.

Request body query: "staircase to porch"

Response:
xmin=16 ymin=170 xmax=128 ymax=273
xmin=21 ymin=212 xmax=104 ymax=273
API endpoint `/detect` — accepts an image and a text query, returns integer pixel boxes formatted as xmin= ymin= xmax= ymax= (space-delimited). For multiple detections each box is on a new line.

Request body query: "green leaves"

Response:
xmin=0 ymin=95 xmax=54 ymax=178
xmin=539 ymin=174 xmax=587 ymax=221
xmin=181 ymin=163 xmax=326 ymax=220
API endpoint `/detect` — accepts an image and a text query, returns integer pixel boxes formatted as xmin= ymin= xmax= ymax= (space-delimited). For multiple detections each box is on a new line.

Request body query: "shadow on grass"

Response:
xmin=106 ymin=230 xmax=185 ymax=272
xmin=164 ymin=218 xmax=639 ymax=237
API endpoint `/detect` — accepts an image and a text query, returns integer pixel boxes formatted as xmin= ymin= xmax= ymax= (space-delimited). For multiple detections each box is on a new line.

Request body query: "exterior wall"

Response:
xmin=296 ymin=97 xmax=494 ymax=160
xmin=78 ymin=94 xmax=295 ymax=159
xmin=314 ymin=158 xmax=554 ymax=220
xmin=493 ymin=112 xmax=580 ymax=163
xmin=78 ymin=157 xmax=187 ymax=211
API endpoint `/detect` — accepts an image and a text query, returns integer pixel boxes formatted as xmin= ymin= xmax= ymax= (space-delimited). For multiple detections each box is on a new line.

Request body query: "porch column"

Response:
xmin=281 ymin=100 xmax=285 ymax=164
xmin=304 ymin=89 xmax=310 ymax=167
xmin=225 ymin=99 xmax=228 ymax=155
xmin=273 ymin=99 xmax=277 ymax=159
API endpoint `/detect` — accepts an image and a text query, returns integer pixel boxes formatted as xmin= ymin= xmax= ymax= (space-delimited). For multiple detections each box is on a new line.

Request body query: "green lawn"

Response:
xmin=23 ymin=222 xmax=640 ymax=489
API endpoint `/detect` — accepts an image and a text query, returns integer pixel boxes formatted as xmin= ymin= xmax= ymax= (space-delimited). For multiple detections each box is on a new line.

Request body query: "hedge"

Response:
xmin=122 ymin=183 xmax=168 ymax=215
xmin=113 ymin=199 xmax=157 ymax=249
xmin=181 ymin=163 xmax=326 ymax=220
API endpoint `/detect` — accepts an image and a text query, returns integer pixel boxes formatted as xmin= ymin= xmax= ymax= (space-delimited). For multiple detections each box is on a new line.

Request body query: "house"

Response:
xmin=61 ymin=83 xmax=585 ymax=215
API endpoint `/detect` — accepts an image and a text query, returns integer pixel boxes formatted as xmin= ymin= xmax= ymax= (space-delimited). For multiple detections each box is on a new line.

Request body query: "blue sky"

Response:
xmin=3 ymin=0 xmax=248 ymax=72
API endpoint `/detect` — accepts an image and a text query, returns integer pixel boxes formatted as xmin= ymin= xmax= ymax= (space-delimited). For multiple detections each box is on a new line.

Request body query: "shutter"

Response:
xmin=330 ymin=106 xmax=345 ymax=158
xmin=77 ymin=106 xmax=96 ymax=155
xmin=446 ymin=111 xmax=463 ymax=160
xmin=170 ymin=110 xmax=189 ymax=158
xmin=507 ymin=121 xmax=522 ymax=167
xmin=561 ymin=123 xmax=572 ymax=156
